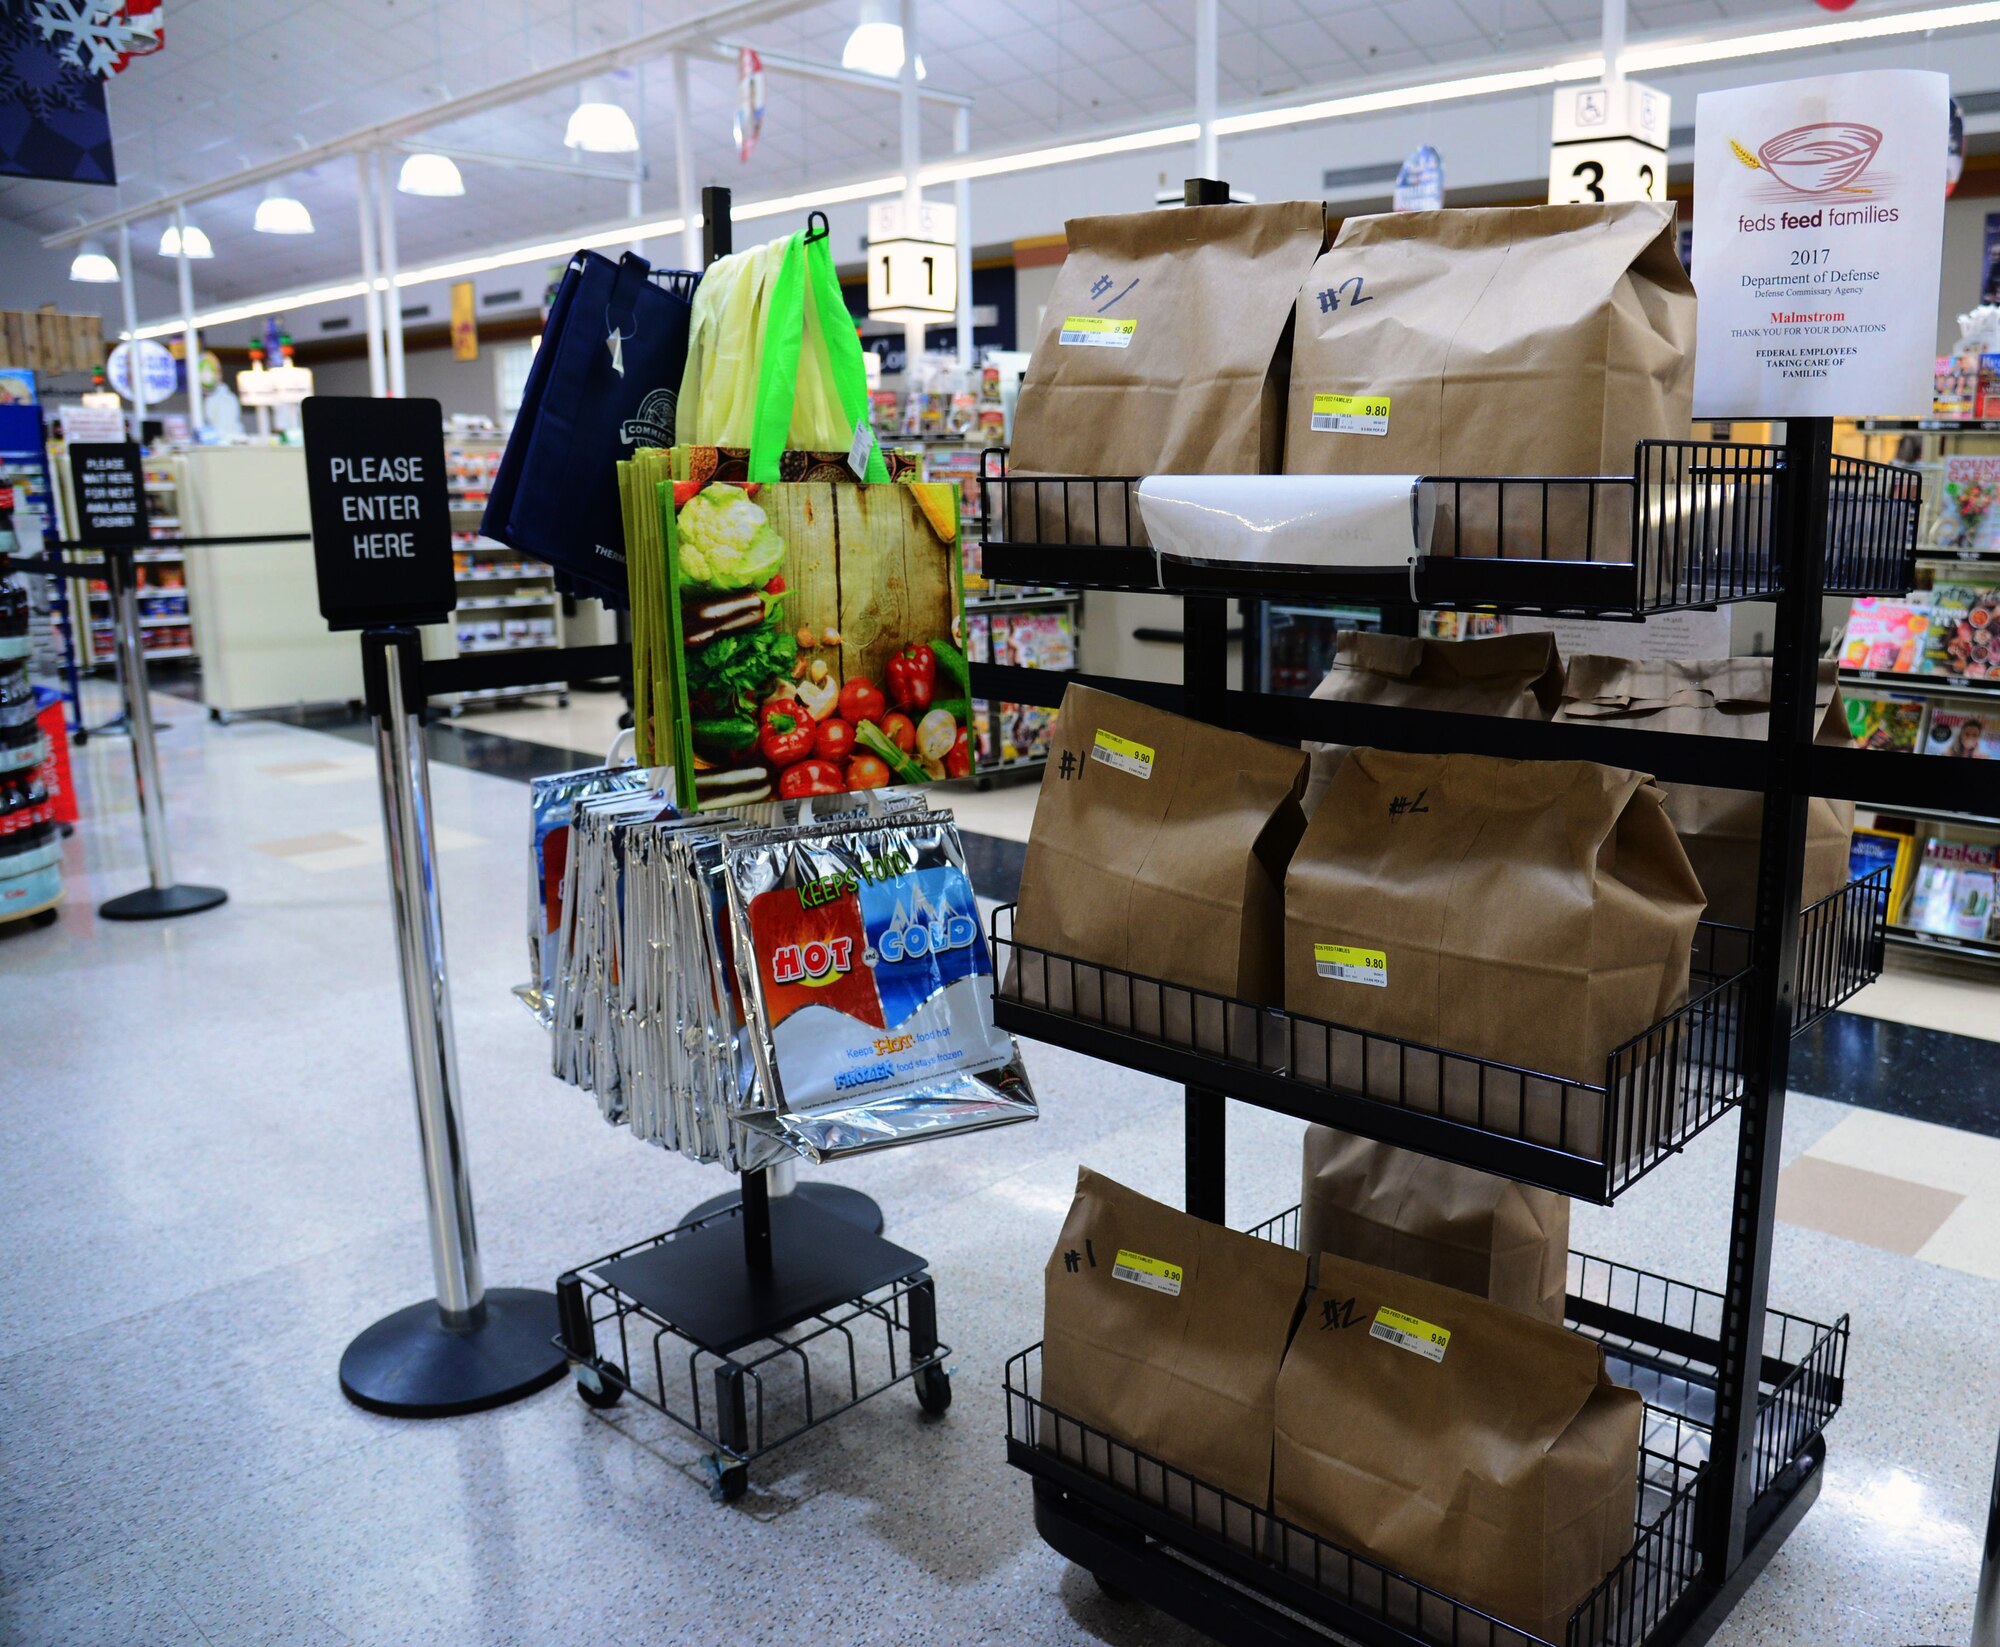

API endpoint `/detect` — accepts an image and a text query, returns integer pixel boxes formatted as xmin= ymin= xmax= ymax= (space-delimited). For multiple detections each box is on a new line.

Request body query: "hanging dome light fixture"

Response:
xmin=69 ymin=239 xmax=117 ymax=282
xmin=254 ymin=183 xmax=314 ymax=235
xmin=564 ymin=78 xmax=639 ymax=153
xmin=398 ymin=151 xmax=466 ymax=197
xmin=158 ymin=219 xmax=215 ymax=258
xmin=841 ymin=0 xmax=925 ymax=79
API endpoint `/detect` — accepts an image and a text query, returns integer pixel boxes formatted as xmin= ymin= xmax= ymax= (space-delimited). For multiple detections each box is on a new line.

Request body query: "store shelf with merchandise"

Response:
xmin=442 ymin=432 xmax=569 ymax=713
xmin=1831 ymin=418 xmax=2000 ymax=968
xmin=962 ymin=372 xmax=1959 ymax=1645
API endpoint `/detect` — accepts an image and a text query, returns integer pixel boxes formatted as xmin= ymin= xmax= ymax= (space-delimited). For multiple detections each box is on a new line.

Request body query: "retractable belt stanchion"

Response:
xmin=97 ymin=543 xmax=225 ymax=921
xmin=299 ymin=394 xmax=564 ymax=1416
xmin=337 ymin=627 xmax=565 ymax=1416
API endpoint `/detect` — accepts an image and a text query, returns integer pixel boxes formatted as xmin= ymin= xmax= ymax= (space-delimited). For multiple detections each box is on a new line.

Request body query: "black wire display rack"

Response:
xmin=555 ymin=1200 xmax=950 ymax=1501
xmin=1007 ymin=1208 xmax=1848 ymax=1647
xmin=964 ymin=185 xmax=1909 ymax=1647
xmin=976 ymin=437 xmax=1918 ymax=616
xmin=990 ymin=866 xmax=1885 ymax=1205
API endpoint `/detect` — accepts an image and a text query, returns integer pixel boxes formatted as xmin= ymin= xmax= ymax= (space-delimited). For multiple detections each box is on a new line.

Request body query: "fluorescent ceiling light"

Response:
xmin=923 ymin=124 xmax=1201 ymax=185
xmin=158 ymin=220 xmax=214 ymax=258
xmin=69 ymin=239 xmax=117 ymax=282
xmin=841 ymin=0 xmax=923 ymax=78
xmin=565 ymin=79 xmax=639 ymax=153
xmin=398 ymin=151 xmax=465 ymax=197
xmin=254 ymin=184 xmax=314 ymax=234
xmin=1216 ymin=63 xmax=1596 ymax=137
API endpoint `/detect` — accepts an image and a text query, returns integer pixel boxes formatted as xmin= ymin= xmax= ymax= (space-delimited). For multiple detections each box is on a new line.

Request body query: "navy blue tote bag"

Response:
xmin=481 ymin=249 xmax=698 ymax=606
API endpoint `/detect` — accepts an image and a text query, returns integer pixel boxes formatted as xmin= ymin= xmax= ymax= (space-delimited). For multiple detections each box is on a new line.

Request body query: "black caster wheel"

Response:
xmin=559 ymin=694 xmax=571 ymax=707
xmin=711 ymin=1460 xmax=749 ymax=1503
xmin=1091 ymin=1572 xmax=1133 ymax=1603
xmin=573 ymin=1359 xmax=623 ymax=1409
xmin=914 ymin=1362 xmax=952 ymax=1416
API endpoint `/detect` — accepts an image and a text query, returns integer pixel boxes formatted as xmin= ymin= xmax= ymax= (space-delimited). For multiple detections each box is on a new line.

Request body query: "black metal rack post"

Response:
xmin=960 ymin=179 xmax=1922 ymax=1647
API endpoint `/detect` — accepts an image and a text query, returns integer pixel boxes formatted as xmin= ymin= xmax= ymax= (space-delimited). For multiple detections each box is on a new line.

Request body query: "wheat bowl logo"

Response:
xmin=1731 ymin=123 xmax=1884 ymax=195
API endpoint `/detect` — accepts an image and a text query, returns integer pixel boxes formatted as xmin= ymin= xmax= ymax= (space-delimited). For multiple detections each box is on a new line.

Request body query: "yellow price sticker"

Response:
xmin=1371 ymin=1305 xmax=1450 ymax=1362
xmin=1311 ymin=392 xmax=1391 ymax=436
xmin=1314 ymin=943 xmax=1387 ymax=987
xmin=1112 ymin=1248 xmax=1184 ymax=1296
xmin=1091 ymin=728 xmax=1155 ymax=779
xmin=1058 ymin=316 xmax=1138 ymax=348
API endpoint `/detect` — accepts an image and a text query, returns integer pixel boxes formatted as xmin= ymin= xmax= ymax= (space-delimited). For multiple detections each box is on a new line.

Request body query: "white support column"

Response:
xmin=174 ymin=204 xmax=202 ymax=434
xmin=1603 ymin=0 xmax=1625 ymax=88
xmin=356 ymin=151 xmax=387 ymax=398
xmin=1195 ymin=0 xmax=1218 ymax=181
xmin=953 ymin=105 xmax=972 ymax=370
xmin=899 ymin=0 xmax=924 ymax=382
xmin=116 ymin=224 xmax=147 ymax=435
xmin=672 ymin=53 xmax=699 ymax=268
xmin=629 ymin=43 xmax=647 ymax=260
xmin=375 ymin=149 xmax=407 ymax=398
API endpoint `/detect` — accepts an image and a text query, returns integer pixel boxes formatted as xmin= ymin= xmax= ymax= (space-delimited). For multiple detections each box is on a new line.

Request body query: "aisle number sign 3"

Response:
xmin=867 ymin=199 xmax=957 ymax=323
xmin=1549 ymin=80 xmax=1671 ymax=206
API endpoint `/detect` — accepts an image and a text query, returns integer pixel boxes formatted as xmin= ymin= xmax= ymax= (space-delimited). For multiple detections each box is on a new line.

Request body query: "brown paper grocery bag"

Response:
xmin=1272 ymin=1251 xmax=1641 ymax=1641
xmin=1301 ymin=630 xmax=1566 ymax=815
xmin=1011 ymin=684 xmax=1307 ymax=1056
xmin=1042 ymin=1167 xmax=1308 ymax=1546
xmin=1557 ymin=657 xmax=1855 ymax=927
xmin=1009 ymin=202 xmax=1328 ymax=544
xmin=1301 ymin=1127 xmax=1569 ymax=1324
xmin=1284 ymin=202 xmax=1693 ymax=483
xmin=1285 ymin=749 xmax=1705 ymax=1159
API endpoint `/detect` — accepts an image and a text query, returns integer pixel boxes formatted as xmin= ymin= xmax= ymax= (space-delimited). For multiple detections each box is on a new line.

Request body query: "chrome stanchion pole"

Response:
xmin=338 ymin=628 xmax=564 ymax=1416
xmin=98 ymin=547 xmax=225 ymax=921
xmin=1975 ymin=1427 xmax=1999 ymax=1647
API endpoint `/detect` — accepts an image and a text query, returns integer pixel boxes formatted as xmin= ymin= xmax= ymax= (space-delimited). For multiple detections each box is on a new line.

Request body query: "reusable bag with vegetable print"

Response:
xmin=653 ymin=226 xmax=971 ymax=811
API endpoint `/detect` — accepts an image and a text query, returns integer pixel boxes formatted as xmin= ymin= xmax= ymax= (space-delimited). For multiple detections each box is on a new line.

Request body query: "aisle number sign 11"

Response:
xmin=867 ymin=198 xmax=958 ymax=323
xmin=1548 ymin=80 xmax=1671 ymax=206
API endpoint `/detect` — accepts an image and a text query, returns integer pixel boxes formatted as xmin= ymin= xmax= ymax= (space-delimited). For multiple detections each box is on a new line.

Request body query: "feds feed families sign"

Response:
xmin=1693 ymin=71 xmax=1947 ymax=419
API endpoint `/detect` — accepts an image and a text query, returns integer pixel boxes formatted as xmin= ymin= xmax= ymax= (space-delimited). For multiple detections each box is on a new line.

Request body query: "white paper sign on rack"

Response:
xmin=1509 ymin=608 xmax=1733 ymax=662
xmin=1692 ymin=70 xmax=1948 ymax=419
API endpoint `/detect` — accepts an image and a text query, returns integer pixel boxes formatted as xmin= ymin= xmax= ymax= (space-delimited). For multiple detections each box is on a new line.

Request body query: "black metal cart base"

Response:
xmin=557 ymin=1197 xmax=951 ymax=1502
xmin=679 ymin=1179 xmax=885 ymax=1235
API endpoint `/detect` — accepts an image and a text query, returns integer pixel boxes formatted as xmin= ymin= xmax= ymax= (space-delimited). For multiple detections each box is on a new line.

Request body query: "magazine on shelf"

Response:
xmin=1845 ymin=692 xmax=1928 ymax=753
xmin=1841 ymin=596 xmax=1933 ymax=673
xmin=1933 ymin=455 xmax=2000 ymax=551
xmin=1922 ymin=707 xmax=2000 ymax=759
xmin=1904 ymin=838 xmax=2000 ymax=938
xmin=1849 ymin=827 xmax=1911 ymax=916
xmin=1921 ymin=583 xmax=2000 ymax=681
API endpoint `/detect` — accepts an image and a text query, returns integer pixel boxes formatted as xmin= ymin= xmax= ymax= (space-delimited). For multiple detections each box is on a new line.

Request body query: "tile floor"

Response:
xmin=1 ymin=688 xmax=1995 ymax=1647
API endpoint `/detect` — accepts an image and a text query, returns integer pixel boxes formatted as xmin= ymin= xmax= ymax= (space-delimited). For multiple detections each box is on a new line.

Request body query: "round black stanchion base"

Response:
xmin=681 ymin=1180 xmax=885 ymax=1234
xmin=339 ymin=1288 xmax=568 ymax=1418
xmin=100 ymin=884 xmax=228 ymax=921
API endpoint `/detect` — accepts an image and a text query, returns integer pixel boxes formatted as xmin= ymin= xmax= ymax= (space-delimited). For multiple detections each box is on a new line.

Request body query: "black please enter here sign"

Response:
xmin=302 ymin=396 xmax=455 ymax=631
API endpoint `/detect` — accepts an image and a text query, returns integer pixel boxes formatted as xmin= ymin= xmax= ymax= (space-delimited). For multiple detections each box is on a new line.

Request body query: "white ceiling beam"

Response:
xmin=392 ymin=140 xmax=643 ymax=184
xmin=41 ymin=0 xmax=834 ymax=249
xmin=708 ymin=39 xmax=975 ymax=107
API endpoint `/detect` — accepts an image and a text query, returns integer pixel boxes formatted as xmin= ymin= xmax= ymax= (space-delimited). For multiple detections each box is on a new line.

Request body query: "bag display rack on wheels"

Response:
xmin=958 ymin=174 xmax=1993 ymax=1647
xmin=535 ymin=186 xmax=953 ymax=1505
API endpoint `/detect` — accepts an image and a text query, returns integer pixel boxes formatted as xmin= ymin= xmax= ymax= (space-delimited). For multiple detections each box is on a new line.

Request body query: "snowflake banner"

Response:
xmin=0 ymin=3 xmax=118 ymax=184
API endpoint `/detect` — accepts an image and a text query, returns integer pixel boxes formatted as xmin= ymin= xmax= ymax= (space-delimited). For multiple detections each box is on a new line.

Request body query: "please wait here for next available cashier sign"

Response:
xmin=302 ymin=396 xmax=456 ymax=630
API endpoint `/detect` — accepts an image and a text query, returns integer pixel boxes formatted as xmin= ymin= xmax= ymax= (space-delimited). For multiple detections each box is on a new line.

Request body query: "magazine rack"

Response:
xmin=959 ymin=174 xmax=2000 ymax=1647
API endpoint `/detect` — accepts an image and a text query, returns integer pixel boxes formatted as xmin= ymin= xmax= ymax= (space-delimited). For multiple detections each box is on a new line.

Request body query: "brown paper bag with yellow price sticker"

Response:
xmin=1283 ymin=201 xmax=1693 ymax=480
xmin=1009 ymin=684 xmax=1308 ymax=1056
xmin=1041 ymin=1168 xmax=1308 ymax=1547
xmin=1272 ymin=1250 xmax=1641 ymax=1641
xmin=1008 ymin=202 xmax=1328 ymax=545
xmin=1284 ymin=748 xmax=1705 ymax=1163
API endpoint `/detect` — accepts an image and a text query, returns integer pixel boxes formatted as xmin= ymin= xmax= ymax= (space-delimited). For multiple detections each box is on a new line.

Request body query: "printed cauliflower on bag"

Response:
xmin=663 ymin=478 xmax=969 ymax=810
